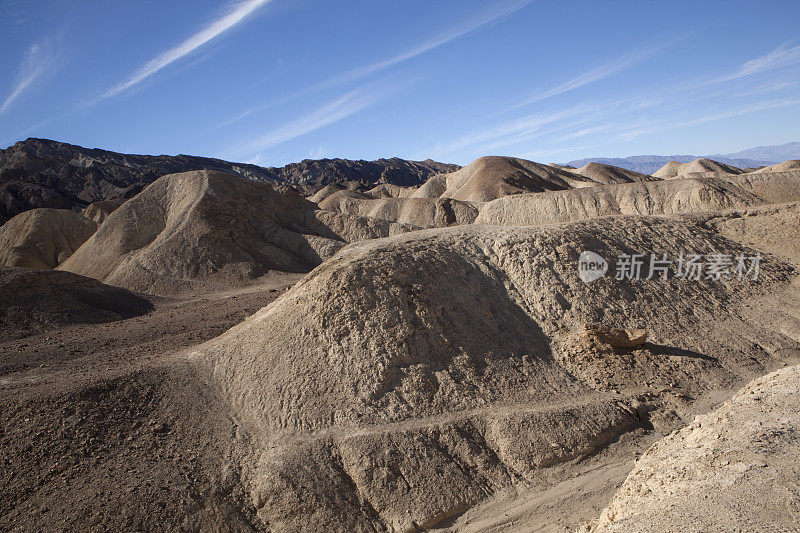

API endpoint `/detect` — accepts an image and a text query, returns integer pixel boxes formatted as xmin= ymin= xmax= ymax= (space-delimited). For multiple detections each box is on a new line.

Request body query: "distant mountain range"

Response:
xmin=566 ymin=142 xmax=800 ymax=175
xmin=0 ymin=138 xmax=458 ymax=224
xmin=711 ymin=142 xmax=800 ymax=163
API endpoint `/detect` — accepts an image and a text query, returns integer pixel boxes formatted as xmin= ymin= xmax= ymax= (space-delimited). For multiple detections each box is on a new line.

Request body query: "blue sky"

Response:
xmin=1 ymin=0 xmax=799 ymax=166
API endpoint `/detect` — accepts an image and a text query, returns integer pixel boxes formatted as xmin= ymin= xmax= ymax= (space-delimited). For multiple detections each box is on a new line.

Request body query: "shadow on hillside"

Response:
xmin=645 ymin=342 xmax=716 ymax=361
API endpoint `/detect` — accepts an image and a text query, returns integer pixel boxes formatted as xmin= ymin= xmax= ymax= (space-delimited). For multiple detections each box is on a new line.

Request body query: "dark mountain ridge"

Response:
xmin=0 ymin=138 xmax=458 ymax=224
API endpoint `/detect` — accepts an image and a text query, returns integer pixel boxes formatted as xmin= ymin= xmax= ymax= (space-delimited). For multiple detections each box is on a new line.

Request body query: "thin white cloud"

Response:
xmin=555 ymin=123 xmax=617 ymax=143
xmin=431 ymin=97 xmax=653 ymax=157
xmin=101 ymin=0 xmax=271 ymax=99
xmin=314 ymin=0 xmax=533 ymax=91
xmin=616 ymin=97 xmax=800 ymax=141
xmin=731 ymin=77 xmax=798 ymax=97
xmin=431 ymin=104 xmax=591 ymax=156
xmin=503 ymin=39 xmax=797 ymax=118
xmin=1 ymin=39 xmax=59 ymax=114
xmin=218 ymin=0 xmax=533 ymax=130
xmin=505 ymin=42 xmax=671 ymax=112
xmin=435 ymin=39 xmax=800 ymax=160
xmin=686 ymin=40 xmax=800 ymax=92
xmin=431 ymin=40 xmax=800 ymax=163
xmin=238 ymin=84 xmax=397 ymax=156
xmin=728 ymin=41 xmax=800 ymax=80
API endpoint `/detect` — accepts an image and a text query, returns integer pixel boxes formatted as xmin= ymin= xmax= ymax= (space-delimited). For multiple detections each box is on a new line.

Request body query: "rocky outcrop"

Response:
xmin=0 ymin=180 xmax=76 ymax=223
xmin=82 ymin=198 xmax=126 ymax=223
xmin=277 ymin=156 xmax=458 ymax=193
xmin=583 ymin=326 xmax=648 ymax=348
xmin=586 ymin=364 xmax=800 ymax=532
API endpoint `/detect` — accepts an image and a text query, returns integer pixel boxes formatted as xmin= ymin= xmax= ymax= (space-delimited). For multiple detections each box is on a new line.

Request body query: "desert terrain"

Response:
xmin=1 ymin=139 xmax=800 ymax=532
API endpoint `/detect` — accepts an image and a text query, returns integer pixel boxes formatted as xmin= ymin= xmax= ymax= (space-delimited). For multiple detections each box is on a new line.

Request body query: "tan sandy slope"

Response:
xmin=571 ymin=162 xmax=658 ymax=184
xmin=4 ymin=158 xmax=800 ymax=532
xmin=193 ymin=214 xmax=799 ymax=531
xmin=476 ymin=171 xmax=800 ymax=226
xmin=435 ymin=156 xmax=597 ymax=202
xmin=586 ymin=363 xmax=800 ymax=532
xmin=319 ymin=192 xmax=479 ymax=227
xmin=365 ymin=183 xmax=417 ymax=198
xmin=307 ymin=183 xmax=346 ymax=203
xmin=58 ymin=170 xmax=412 ymax=295
xmin=653 ymin=158 xmax=744 ymax=179
xmin=317 ymin=156 xmax=601 ymax=227
xmin=753 ymin=159 xmax=800 ymax=173
xmin=0 ymin=208 xmax=97 ymax=269
xmin=82 ymin=198 xmax=126 ymax=223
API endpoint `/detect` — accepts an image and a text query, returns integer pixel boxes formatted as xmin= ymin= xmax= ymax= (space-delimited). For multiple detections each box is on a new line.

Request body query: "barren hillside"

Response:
xmin=192 ymin=214 xmax=798 ymax=530
xmin=571 ymin=162 xmax=658 ymax=184
xmin=585 ymin=363 xmax=800 ymax=531
xmin=653 ymin=158 xmax=744 ymax=179
xmin=0 ymin=208 xmax=97 ymax=269
xmin=58 ymin=170 xmax=412 ymax=295
xmin=0 ymin=138 xmax=457 ymax=223
xmin=3 ymin=152 xmax=800 ymax=532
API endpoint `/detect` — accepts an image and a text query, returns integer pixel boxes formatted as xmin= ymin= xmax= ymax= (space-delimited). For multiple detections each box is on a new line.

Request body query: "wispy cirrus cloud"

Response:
xmin=518 ymin=143 xmax=595 ymax=161
xmin=217 ymin=0 xmax=533 ymax=130
xmin=236 ymin=83 xmax=401 ymax=157
xmin=616 ymin=97 xmax=800 ymax=141
xmin=679 ymin=40 xmax=800 ymax=93
xmin=101 ymin=0 xmax=271 ymax=99
xmin=1 ymin=39 xmax=59 ymax=114
xmin=429 ymin=103 xmax=595 ymax=157
xmin=504 ymin=42 xmax=672 ymax=112
xmin=434 ymin=38 xmax=800 ymax=161
xmin=432 ymin=94 xmax=656 ymax=156
xmin=724 ymin=41 xmax=800 ymax=81
xmin=731 ymin=77 xmax=798 ymax=97
xmin=310 ymin=0 xmax=533 ymax=92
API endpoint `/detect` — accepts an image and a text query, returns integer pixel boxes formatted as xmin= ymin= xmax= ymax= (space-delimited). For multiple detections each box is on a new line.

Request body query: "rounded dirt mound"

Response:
xmin=364 ymin=183 xmax=416 ymax=198
xmin=0 ymin=266 xmax=152 ymax=336
xmin=754 ymin=159 xmax=800 ymax=173
xmin=307 ymin=183 xmax=345 ymax=203
xmin=82 ymin=198 xmax=126 ymax=223
xmin=194 ymin=215 xmax=798 ymax=530
xmin=475 ymin=176 xmax=765 ymax=226
xmin=319 ymin=194 xmax=478 ymax=227
xmin=413 ymin=156 xmax=597 ymax=202
xmin=572 ymin=162 xmax=659 ymax=184
xmin=654 ymin=158 xmax=743 ymax=179
xmin=0 ymin=208 xmax=97 ymax=269
xmin=59 ymin=170 xmax=410 ymax=295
